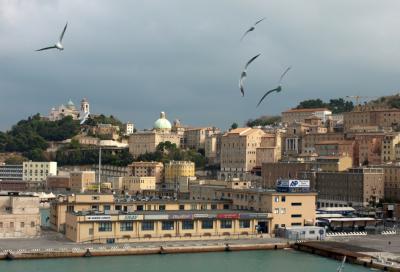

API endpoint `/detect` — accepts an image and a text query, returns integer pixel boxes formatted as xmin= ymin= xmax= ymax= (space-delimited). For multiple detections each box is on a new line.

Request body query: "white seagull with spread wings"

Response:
xmin=256 ymin=66 xmax=291 ymax=107
xmin=240 ymin=18 xmax=266 ymax=41
xmin=239 ymin=53 xmax=261 ymax=97
xmin=36 ymin=22 xmax=68 ymax=52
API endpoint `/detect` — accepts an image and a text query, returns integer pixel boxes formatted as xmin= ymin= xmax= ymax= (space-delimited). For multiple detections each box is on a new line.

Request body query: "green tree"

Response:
xmin=296 ymin=99 xmax=325 ymax=109
xmin=231 ymin=122 xmax=238 ymax=130
xmin=246 ymin=115 xmax=281 ymax=127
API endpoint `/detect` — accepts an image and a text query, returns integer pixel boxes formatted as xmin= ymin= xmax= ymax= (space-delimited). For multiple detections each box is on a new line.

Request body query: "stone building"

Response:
xmin=128 ymin=112 xmax=182 ymax=158
xmin=127 ymin=161 xmax=164 ymax=184
xmin=220 ymin=128 xmax=265 ymax=178
xmin=316 ymin=167 xmax=384 ymax=208
xmin=0 ymin=194 xmax=40 ymax=238
xmin=343 ymin=106 xmax=400 ymax=132
xmin=282 ymin=108 xmax=332 ymax=124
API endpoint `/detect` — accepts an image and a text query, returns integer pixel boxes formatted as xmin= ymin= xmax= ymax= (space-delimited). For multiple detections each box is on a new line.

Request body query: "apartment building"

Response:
xmin=22 ymin=161 xmax=57 ymax=182
xmin=220 ymin=128 xmax=265 ymax=175
xmin=70 ymin=171 xmax=96 ymax=193
xmin=128 ymin=161 xmax=164 ymax=184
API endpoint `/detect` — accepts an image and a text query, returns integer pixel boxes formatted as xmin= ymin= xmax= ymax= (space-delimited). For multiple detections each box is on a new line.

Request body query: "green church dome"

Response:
xmin=154 ymin=112 xmax=172 ymax=130
xmin=66 ymin=99 xmax=75 ymax=110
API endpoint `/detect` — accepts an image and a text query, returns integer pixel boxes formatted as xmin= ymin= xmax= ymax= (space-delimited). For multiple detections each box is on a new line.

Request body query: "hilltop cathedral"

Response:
xmin=48 ymin=98 xmax=90 ymax=122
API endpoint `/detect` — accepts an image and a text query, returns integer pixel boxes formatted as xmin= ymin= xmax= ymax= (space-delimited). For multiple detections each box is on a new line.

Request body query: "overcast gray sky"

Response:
xmin=1 ymin=0 xmax=400 ymax=131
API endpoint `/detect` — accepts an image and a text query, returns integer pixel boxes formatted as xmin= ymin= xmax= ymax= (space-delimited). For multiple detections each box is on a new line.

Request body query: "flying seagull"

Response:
xmin=240 ymin=17 xmax=266 ymax=41
xmin=239 ymin=53 xmax=261 ymax=96
xmin=256 ymin=66 xmax=291 ymax=107
xmin=36 ymin=22 xmax=68 ymax=51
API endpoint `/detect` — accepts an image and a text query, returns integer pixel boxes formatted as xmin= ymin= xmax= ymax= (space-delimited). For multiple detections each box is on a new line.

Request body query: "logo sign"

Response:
xmin=169 ymin=214 xmax=193 ymax=220
xmin=119 ymin=214 xmax=143 ymax=221
xmin=277 ymin=179 xmax=309 ymax=188
xmin=144 ymin=214 xmax=169 ymax=220
xmin=217 ymin=213 xmax=239 ymax=219
xmin=277 ymin=180 xmax=289 ymax=187
xmin=289 ymin=180 xmax=309 ymax=188
xmin=193 ymin=213 xmax=209 ymax=219
xmin=85 ymin=215 xmax=112 ymax=221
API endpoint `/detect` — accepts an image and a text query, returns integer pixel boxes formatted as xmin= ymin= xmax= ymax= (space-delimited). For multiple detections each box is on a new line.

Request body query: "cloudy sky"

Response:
xmin=1 ymin=0 xmax=400 ymax=131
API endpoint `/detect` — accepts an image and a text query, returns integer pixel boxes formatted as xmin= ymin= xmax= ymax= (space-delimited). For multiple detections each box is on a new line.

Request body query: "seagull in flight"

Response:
xmin=239 ymin=53 xmax=261 ymax=96
xmin=240 ymin=18 xmax=266 ymax=41
xmin=36 ymin=22 xmax=68 ymax=52
xmin=256 ymin=66 xmax=291 ymax=107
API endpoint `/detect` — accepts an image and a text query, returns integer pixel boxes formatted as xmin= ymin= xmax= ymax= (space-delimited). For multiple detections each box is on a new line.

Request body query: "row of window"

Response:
xmin=98 ymin=220 xmax=252 ymax=232
xmin=0 ymin=221 xmax=35 ymax=228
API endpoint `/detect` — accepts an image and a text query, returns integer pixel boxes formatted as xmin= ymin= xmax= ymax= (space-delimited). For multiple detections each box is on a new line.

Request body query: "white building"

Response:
xmin=23 ymin=161 xmax=57 ymax=182
xmin=124 ymin=122 xmax=135 ymax=135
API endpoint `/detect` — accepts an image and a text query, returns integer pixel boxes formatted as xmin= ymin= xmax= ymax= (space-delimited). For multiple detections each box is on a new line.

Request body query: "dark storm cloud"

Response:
xmin=1 ymin=0 xmax=400 ymax=131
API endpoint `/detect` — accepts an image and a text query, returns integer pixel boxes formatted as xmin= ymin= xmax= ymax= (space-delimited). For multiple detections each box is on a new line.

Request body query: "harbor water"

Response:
xmin=0 ymin=249 xmax=372 ymax=272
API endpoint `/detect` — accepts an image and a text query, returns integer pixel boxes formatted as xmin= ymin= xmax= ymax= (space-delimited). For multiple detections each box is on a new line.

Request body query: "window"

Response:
xmin=291 ymin=214 xmax=302 ymax=218
xmin=92 ymin=196 xmax=99 ymax=200
xmin=137 ymin=205 xmax=143 ymax=211
xmin=31 ymin=221 xmax=35 ymax=227
xmin=220 ymin=220 xmax=232 ymax=229
xmin=274 ymin=196 xmax=279 ymax=202
xmin=141 ymin=221 xmax=154 ymax=231
xmin=120 ymin=221 xmax=133 ymax=231
xmin=104 ymin=205 xmax=111 ymax=211
xmin=281 ymin=196 xmax=286 ymax=202
xmin=115 ymin=205 xmax=121 ymax=211
xmin=201 ymin=219 xmax=213 ymax=229
xmin=20 ymin=222 xmax=24 ymax=228
xmin=223 ymin=204 xmax=229 ymax=210
xmin=0 ymin=222 xmax=2 ymax=228
xmin=98 ymin=222 xmax=112 ymax=232
xmin=309 ymin=230 xmax=315 ymax=235
xmin=10 ymin=222 xmax=14 ymax=228
xmin=291 ymin=223 xmax=302 ymax=226
xmin=280 ymin=208 xmax=286 ymax=214
xmin=91 ymin=205 xmax=99 ymax=211
xmin=159 ymin=205 xmax=166 ymax=211
xmin=182 ymin=220 xmax=194 ymax=230
xmin=67 ymin=205 xmax=74 ymax=212
xmin=191 ymin=204 xmax=197 ymax=210
xmin=211 ymin=204 xmax=217 ymax=210
xmin=162 ymin=221 xmax=174 ymax=230
xmin=239 ymin=220 xmax=250 ymax=228
xmin=179 ymin=204 xmax=185 ymax=210
xmin=291 ymin=202 xmax=302 ymax=206
xmin=274 ymin=208 xmax=279 ymax=214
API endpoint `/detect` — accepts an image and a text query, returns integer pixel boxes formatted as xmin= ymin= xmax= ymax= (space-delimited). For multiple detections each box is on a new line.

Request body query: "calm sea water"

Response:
xmin=0 ymin=250 xmax=372 ymax=272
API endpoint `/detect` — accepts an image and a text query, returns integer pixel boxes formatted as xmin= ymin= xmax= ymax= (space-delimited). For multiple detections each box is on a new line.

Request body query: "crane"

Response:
xmin=345 ymin=95 xmax=378 ymax=105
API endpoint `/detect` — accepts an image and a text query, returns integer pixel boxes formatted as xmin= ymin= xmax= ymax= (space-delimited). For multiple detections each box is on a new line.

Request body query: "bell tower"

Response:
xmin=81 ymin=98 xmax=90 ymax=114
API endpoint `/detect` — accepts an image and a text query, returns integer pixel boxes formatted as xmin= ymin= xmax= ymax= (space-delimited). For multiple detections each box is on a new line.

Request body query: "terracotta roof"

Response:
xmin=283 ymin=108 xmax=330 ymax=113
xmin=315 ymin=140 xmax=354 ymax=145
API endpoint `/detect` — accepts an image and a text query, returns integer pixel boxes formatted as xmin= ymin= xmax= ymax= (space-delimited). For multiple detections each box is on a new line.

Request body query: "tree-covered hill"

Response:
xmin=0 ymin=114 xmax=80 ymax=160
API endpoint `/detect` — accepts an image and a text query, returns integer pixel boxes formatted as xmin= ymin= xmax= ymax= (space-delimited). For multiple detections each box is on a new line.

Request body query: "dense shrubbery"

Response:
xmin=246 ymin=116 xmax=282 ymax=127
xmin=296 ymin=98 xmax=354 ymax=114
xmin=56 ymin=142 xmax=134 ymax=166
xmin=0 ymin=114 xmax=80 ymax=160
xmin=137 ymin=141 xmax=206 ymax=169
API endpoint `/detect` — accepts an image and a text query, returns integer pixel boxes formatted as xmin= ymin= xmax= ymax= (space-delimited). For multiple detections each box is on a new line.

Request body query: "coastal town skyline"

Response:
xmin=2 ymin=0 xmax=400 ymax=131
